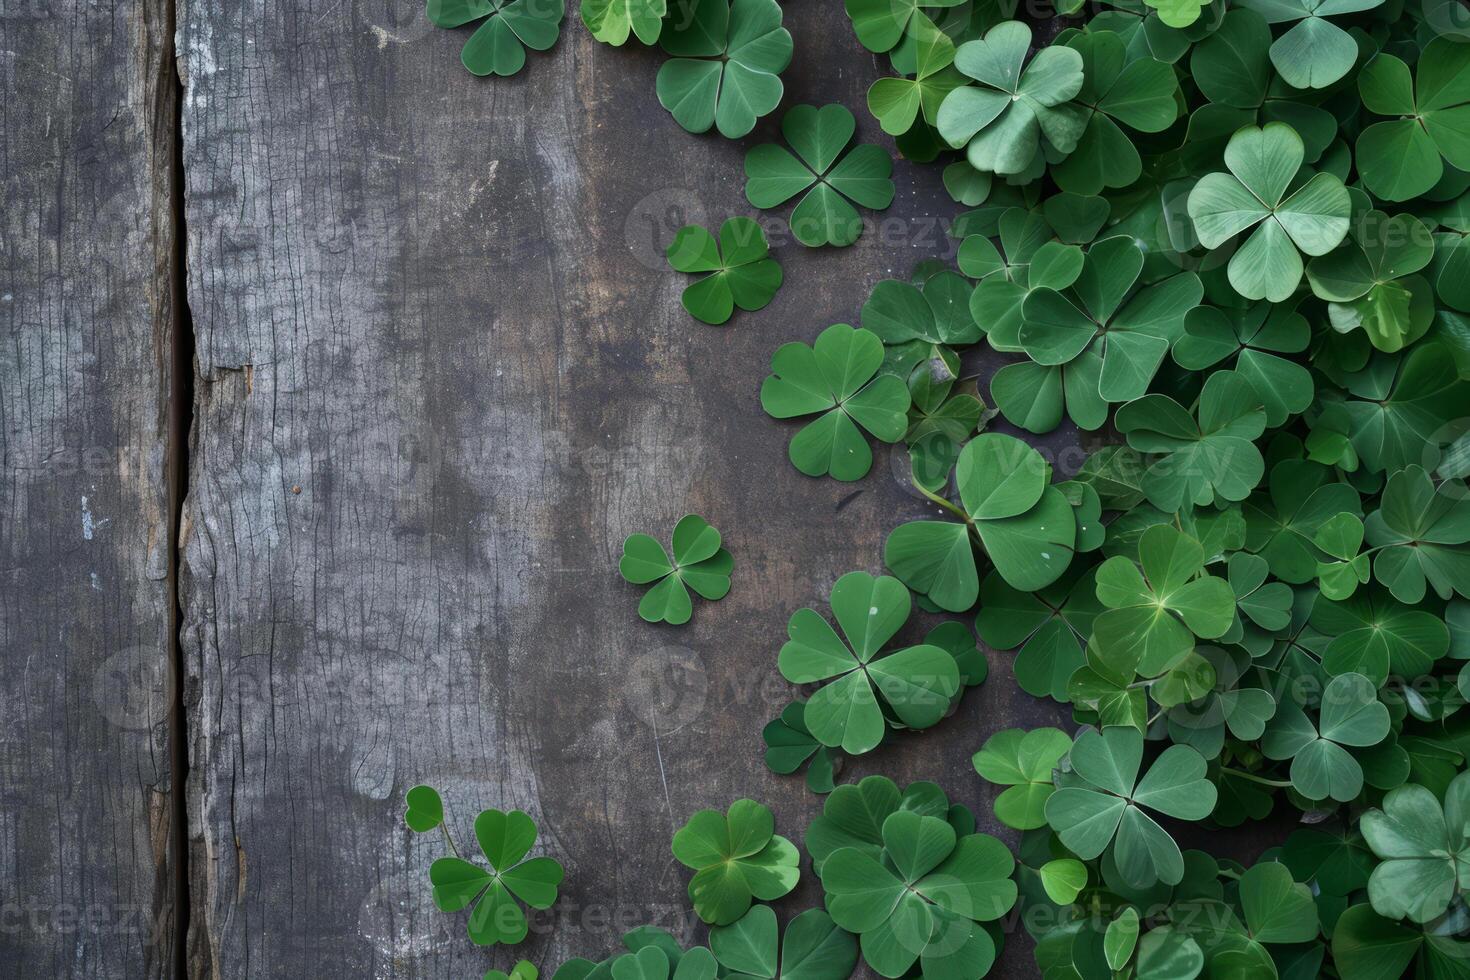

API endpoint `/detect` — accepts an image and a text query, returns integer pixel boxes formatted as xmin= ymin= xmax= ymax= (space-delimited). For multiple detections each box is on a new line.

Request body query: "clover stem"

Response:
xmin=1220 ymin=767 xmax=1293 ymax=789
xmin=441 ymin=823 xmax=461 ymax=858
xmin=912 ymin=478 xmax=970 ymax=522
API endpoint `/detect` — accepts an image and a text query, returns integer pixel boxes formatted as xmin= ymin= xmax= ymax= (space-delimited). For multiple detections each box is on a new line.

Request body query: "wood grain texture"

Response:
xmin=174 ymin=3 xmax=1271 ymax=979
xmin=0 ymin=0 xmax=177 ymax=975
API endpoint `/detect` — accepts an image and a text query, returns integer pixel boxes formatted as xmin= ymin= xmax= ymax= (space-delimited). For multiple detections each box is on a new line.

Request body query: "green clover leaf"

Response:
xmin=975 ymin=565 xmax=1101 ymax=701
xmin=820 ymin=811 xmax=1017 ymax=980
xmin=1360 ymin=772 xmax=1470 ymax=924
xmin=428 ymin=0 xmax=565 ymax=76
xmin=671 ymin=799 xmax=799 ymax=925
xmin=972 ymin=727 xmax=1073 ymax=830
xmin=936 ymin=21 xmax=1087 ymax=177
xmin=761 ymin=701 xmax=837 ymax=794
xmin=1262 ymin=672 xmax=1389 ymax=802
xmin=1364 ymin=463 xmax=1470 ymax=604
xmin=580 ymin=0 xmax=664 ymax=46
xmin=884 ymin=432 xmax=1079 ymax=609
xmin=1174 ymin=300 xmax=1313 ymax=428
xmin=805 ymin=774 xmax=974 ymax=874
xmin=486 ymin=961 xmax=539 ymax=980
xmin=867 ymin=14 xmax=966 ymax=137
xmin=1309 ymin=587 xmax=1448 ymax=685
xmin=405 ymin=784 xmax=446 ymax=833
xmin=1044 ymin=727 xmax=1217 ymax=888
xmin=1331 ymin=904 xmax=1470 ymax=980
xmin=1354 ymin=38 xmax=1470 ymax=201
xmin=666 ymin=218 xmax=782 ymax=325
xmin=708 ymin=905 xmax=859 ymax=980
xmin=744 ymin=104 xmax=895 ymax=248
xmin=1243 ymin=459 xmax=1362 ymax=583
xmin=430 ymin=809 xmax=565 ymax=946
xmin=1115 ymin=369 xmax=1267 ymax=512
xmin=1187 ymin=123 xmax=1351 ymax=301
xmin=1236 ymin=0 xmax=1383 ymax=89
xmin=1308 ymin=210 xmax=1437 ymax=353
xmin=845 ymin=0 xmax=966 ymax=53
xmin=619 ymin=514 xmax=733 ymax=625
xmin=760 ymin=323 xmax=911 ymax=481
xmin=776 ymin=570 xmax=960 ymax=755
xmin=1020 ymin=235 xmax=1203 ymax=406
xmin=656 ymin=0 xmax=792 ymax=139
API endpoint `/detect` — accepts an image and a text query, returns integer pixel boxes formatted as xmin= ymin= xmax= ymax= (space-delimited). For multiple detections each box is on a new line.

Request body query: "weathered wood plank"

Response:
xmin=0 ymin=0 xmax=177 ymax=975
xmin=173 ymin=3 xmax=1095 ymax=977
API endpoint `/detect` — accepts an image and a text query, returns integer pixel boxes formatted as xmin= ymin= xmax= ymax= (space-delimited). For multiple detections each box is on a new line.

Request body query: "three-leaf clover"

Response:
xmin=580 ymin=0 xmax=664 ymax=46
xmin=805 ymin=774 xmax=974 ymax=873
xmin=866 ymin=14 xmax=966 ymax=137
xmin=761 ymin=701 xmax=837 ymax=794
xmin=666 ymin=218 xmax=782 ymax=325
xmin=1044 ymin=727 xmax=1217 ymax=889
xmin=776 ymin=571 xmax=960 ymax=755
xmin=1364 ymin=464 xmax=1470 ymax=605
xmin=1308 ymin=211 xmax=1436 ymax=353
xmin=1173 ymin=300 xmax=1313 ymax=428
xmin=974 ymin=566 xmax=1101 ymax=701
xmin=936 ymin=21 xmax=1087 ymax=176
xmin=759 ymin=323 xmax=911 ymax=481
xmin=1355 ymin=39 xmax=1470 ymax=201
xmin=1187 ymin=123 xmax=1351 ymax=301
xmin=1092 ymin=523 xmax=1236 ymax=677
xmin=821 ymin=811 xmax=1017 ymax=980
xmin=845 ymin=0 xmax=965 ymax=53
xmin=708 ymin=905 xmax=859 ymax=980
xmin=1243 ymin=459 xmax=1362 ymax=583
xmin=671 ymin=799 xmax=799 ymax=925
xmin=972 ymin=727 xmax=1073 ymax=830
xmin=744 ymin=104 xmax=895 ymax=247
xmin=656 ymin=0 xmax=792 ymax=139
xmin=1360 ymin=772 xmax=1470 ymax=923
xmin=619 ymin=514 xmax=733 ymax=624
xmin=428 ymin=0 xmax=565 ymax=77
xmin=1261 ymin=672 xmax=1389 ymax=802
xmin=1019 ymin=235 xmax=1203 ymax=406
xmin=885 ymin=432 xmax=1078 ymax=609
xmin=1309 ymin=588 xmax=1448 ymax=685
xmin=1235 ymin=0 xmax=1384 ymax=90
xmin=1115 ymin=370 xmax=1267 ymax=512
xmin=430 ymin=809 xmax=565 ymax=946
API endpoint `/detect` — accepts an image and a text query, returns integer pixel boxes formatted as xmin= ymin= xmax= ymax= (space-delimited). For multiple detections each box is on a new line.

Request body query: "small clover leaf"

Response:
xmin=1243 ymin=459 xmax=1362 ymax=584
xmin=805 ymin=774 xmax=973 ymax=873
xmin=430 ymin=809 xmax=565 ymax=946
xmin=1173 ymin=301 xmax=1313 ymax=428
xmin=1364 ymin=464 xmax=1470 ymax=604
xmin=428 ymin=0 xmax=565 ymax=76
xmin=866 ymin=14 xmax=966 ymax=137
xmin=821 ymin=811 xmax=1017 ymax=980
xmin=665 ymin=218 xmax=782 ymax=325
xmin=1236 ymin=0 xmax=1383 ymax=89
xmin=671 ymin=799 xmax=799 ymax=925
xmin=776 ymin=571 xmax=960 ymax=755
xmin=1044 ymin=727 xmax=1217 ymax=889
xmin=1187 ymin=123 xmax=1351 ymax=301
xmin=845 ymin=0 xmax=966 ymax=53
xmin=1360 ymin=772 xmax=1470 ymax=924
xmin=619 ymin=514 xmax=733 ymax=625
xmin=486 ymin=962 xmax=539 ymax=980
xmin=1309 ymin=587 xmax=1448 ymax=685
xmin=405 ymin=784 xmax=445 ymax=833
xmin=761 ymin=701 xmax=837 ymax=794
xmin=972 ymin=727 xmax=1073 ymax=830
xmin=760 ymin=323 xmax=911 ymax=481
xmin=885 ymin=432 xmax=1079 ymax=608
xmin=580 ymin=0 xmax=664 ymax=46
xmin=744 ymin=104 xmax=895 ymax=248
xmin=708 ymin=905 xmax=859 ymax=980
xmin=975 ymin=566 xmax=1101 ymax=702
xmin=1308 ymin=211 xmax=1437 ymax=353
xmin=1262 ymin=672 xmax=1389 ymax=802
xmin=1355 ymin=38 xmax=1470 ymax=201
xmin=656 ymin=0 xmax=792 ymax=139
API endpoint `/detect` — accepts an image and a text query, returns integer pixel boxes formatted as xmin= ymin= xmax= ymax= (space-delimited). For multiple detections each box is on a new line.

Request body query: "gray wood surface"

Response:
xmin=0 ymin=0 xmax=178 ymax=976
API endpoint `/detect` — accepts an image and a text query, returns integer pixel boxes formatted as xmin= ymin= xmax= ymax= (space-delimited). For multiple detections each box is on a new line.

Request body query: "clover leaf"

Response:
xmin=428 ymin=0 xmax=565 ymax=77
xmin=672 ymin=799 xmax=799 ymax=925
xmin=867 ymin=14 xmax=966 ymax=137
xmin=1308 ymin=211 xmax=1436 ymax=353
xmin=1315 ymin=513 xmax=1371 ymax=600
xmin=821 ymin=811 xmax=1017 ymax=980
xmin=486 ymin=961 xmax=538 ymax=980
xmin=619 ymin=514 xmax=733 ymax=624
xmin=805 ymin=774 xmax=974 ymax=874
xmin=1235 ymin=0 xmax=1382 ymax=89
xmin=1052 ymin=32 xmax=1181 ymax=195
xmin=862 ymin=270 xmax=983 ymax=348
xmin=1331 ymin=904 xmax=1470 ymax=980
xmin=1360 ymin=771 xmax=1470 ymax=924
xmin=760 ymin=324 xmax=911 ymax=481
xmin=580 ymin=0 xmax=663 ymax=46
xmin=666 ymin=218 xmax=782 ymax=325
xmin=1187 ymin=123 xmax=1351 ymax=301
xmin=936 ymin=21 xmax=1087 ymax=176
xmin=845 ymin=0 xmax=965 ymax=53
xmin=973 ymin=727 xmax=1073 ymax=830
xmin=1146 ymin=0 xmax=1211 ymax=28
xmin=1262 ymin=672 xmax=1389 ymax=802
xmin=1244 ymin=460 xmax=1363 ymax=584
xmin=762 ymin=701 xmax=836 ymax=794
xmin=975 ymin=566 xmax=1101 ymax=701
xmin=1115 ymin=370 xmax=1267 ymax=512
xmin=708 ymin=905 xmax=858 ymax=980
xmin=1364 ymin=464 xmax=1470 ymax=605
xmin=962 ymin=208 xmax=1082 ymax=354
xmin=744 ymin=104 xmax=895 ymax=248
xmin=656 ymin=0 xmax=791 ymax=139
xmin=1019 ymin=235 xmax=1203 ymax=405
xmin=405 ymin=784 xmax=446 ymax=833
xmin=885 ymin=433 xmax=1079 ymax=609
xmin=1174 ymin=300 xmax=1312 ymax=427
xmin=1045 ymin=727 xmax=1217 ymax=888
xmin=549 ymin=924 xmax=717 ymax=980
xmin=1354 ymin=38 xmax=1470 ymax=201
xmin=1092 ymin=524 xmax=1235 ymax=677
xmin=430 ymin=809 xmax=565 ymax=946
xmin=777 ymin=571 xmax=960 ymax=755
xmin=1309 ymin=588 xmax=1448 ymax=685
